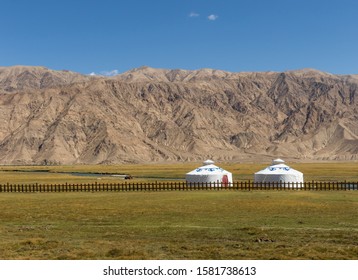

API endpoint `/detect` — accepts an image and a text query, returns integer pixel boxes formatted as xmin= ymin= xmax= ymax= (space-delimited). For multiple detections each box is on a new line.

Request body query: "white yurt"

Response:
xmin=186 ymin=160 xmax=233 ymax=187
xmin=254 ymin=159 xmax=304 ymax=187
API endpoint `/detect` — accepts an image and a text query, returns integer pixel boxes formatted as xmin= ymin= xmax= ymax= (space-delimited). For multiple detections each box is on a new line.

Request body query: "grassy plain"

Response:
xmin=0 ymin=191 xmax=357 ymax=260
xmin=0 ymin=162 xmax=357 ymax=260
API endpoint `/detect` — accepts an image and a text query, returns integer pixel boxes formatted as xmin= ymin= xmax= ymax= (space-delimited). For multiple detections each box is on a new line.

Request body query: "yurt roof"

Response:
xmin=255 ymin=159 xmax=302 ymax=175
xmin=186 ymin=160 xmax=231 ymax=175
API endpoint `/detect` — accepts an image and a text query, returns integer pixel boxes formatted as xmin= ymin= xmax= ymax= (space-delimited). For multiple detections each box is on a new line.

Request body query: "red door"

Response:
xmin=222 ymin=175 xmax=229 ymax=187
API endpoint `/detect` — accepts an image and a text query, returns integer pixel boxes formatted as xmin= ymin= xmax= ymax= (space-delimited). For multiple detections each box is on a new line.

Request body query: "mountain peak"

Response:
xmin=286 ymin=68 xmax=333 ymax=77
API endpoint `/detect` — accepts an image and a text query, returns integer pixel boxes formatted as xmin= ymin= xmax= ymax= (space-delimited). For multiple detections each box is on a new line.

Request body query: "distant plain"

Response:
xmin=0 ymin=161 xmax=357 ymax=184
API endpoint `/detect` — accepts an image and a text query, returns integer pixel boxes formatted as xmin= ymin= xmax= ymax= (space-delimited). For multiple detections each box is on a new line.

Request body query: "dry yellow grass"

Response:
xmin=0 ymin=191 xmax=357 ymax=259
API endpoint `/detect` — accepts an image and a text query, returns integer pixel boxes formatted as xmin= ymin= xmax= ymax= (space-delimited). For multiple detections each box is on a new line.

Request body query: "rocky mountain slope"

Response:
xmin=0 ymin=65 xmax=357 ymax=164
xmin=0 ymin=66 xmax=93 ymax=93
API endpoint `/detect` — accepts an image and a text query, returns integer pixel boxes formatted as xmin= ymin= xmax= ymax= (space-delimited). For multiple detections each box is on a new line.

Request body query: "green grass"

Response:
xmin=0 ymin=191 xmax=357 ymax=260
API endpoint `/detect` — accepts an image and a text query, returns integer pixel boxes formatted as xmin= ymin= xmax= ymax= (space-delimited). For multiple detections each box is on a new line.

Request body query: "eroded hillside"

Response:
xmin=0 ymin=66 xmax=357 ymax=164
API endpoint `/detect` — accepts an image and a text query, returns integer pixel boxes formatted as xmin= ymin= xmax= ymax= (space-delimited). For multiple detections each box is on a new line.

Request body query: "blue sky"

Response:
xmin=1 ymin=0 xmax=357 ymax=75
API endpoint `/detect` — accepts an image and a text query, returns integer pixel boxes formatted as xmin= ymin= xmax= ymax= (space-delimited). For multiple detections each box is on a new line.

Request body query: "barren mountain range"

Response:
xmin=0 ymin=65 xmax=357 ymax=164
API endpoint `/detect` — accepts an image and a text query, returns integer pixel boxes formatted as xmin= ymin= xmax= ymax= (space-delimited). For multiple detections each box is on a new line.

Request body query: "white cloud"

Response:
xmin=208 ymin=14 xmax=218 ymax=21
xmin=189 ymin=12 xmax=199 ymax=17
xmin=100 ymin=69 xmax=119 ymax=76
xmin=87 ymin=69 xmax=120 ymax=77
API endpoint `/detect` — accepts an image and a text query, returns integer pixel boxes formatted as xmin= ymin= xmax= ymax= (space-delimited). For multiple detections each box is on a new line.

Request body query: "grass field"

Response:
xmin=0 ymin=162 xmax=357 ymax=260
xmin=0 ymin=191 xmax=357 ymax=260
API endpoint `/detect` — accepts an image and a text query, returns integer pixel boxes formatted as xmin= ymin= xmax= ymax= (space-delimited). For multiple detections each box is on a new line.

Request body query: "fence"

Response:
xmin=0 ymin=181 xmax=357 ymax=193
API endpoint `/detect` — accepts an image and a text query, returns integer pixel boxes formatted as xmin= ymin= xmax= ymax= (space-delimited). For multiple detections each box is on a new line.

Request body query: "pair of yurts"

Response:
xmin=186 ymin=159 xmax=304 ymax=186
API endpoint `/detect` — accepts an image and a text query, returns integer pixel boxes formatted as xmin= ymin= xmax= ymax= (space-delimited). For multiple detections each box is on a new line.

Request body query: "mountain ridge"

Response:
xmin=0 ymin=65 xmax=357 ymax=164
